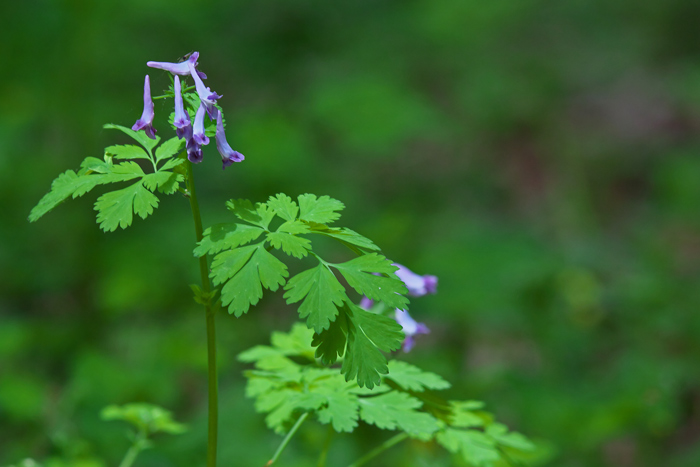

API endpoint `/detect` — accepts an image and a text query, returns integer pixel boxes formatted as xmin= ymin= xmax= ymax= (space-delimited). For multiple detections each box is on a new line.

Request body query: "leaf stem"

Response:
xmin=118 ymin=429 xmax=148 ymax=467
xmin=345 ymin=432 xmax=409 ymax=467
xmin=316 ymin=424 xmax=335 ymax=467
xmin=266 ymin=412 xmax=310 ymax=466
xmin=187 ymin=161 xmax=218 ymax=467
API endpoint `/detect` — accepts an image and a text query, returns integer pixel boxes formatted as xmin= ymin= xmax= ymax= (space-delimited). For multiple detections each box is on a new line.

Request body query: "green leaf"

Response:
xmin=316 ymin=391 xmax=359 ymax=432
xmin=341 ymin=304 xmax=403 ymax=389
xmin=277 ymin=220 xmax=311 ymax=235
xmin=449 ymin=401 xmax=488 ymax=428
xmin=195 ymin=223 xmax=265 ymax=257
xmin=486 ymin=423 xmax=535 ymax=451
xmin=101 ymin=403 xmax=186 ymax=435
xmin=358 ymin=391 xmax=440 ymax=437
xmin=298 ymin=193 xmax=344 ymax=224
xmin=219 ymin=245 xmax=288 ymax=316
xmin=142 ymin=171 xmax=174 ymax=191
xmin=94 ymin=181 xmax=159 ymax=231
xmin=266 ymin=231 xmax=311 ymax=259
xmin=105 ymin=144 xmax=151 ymax=161
xmin=155 ymin=171 xmax=184 ymax=195
xmin=312 ymin=312 xmax=348 ymax=365
xmin=267 ymin=193 xmax=299 ymax=221
xmin=104 ymin=123 xmax=160 ymax=152
xmin=436 ymin=428 xmax=500 ymax=467
xmin=314 ymin=227 xmax=380 ymax=252
xmin=155 ymin=136 xmax=185 ymax=163
xmin=226 ymin=199 xmax=275 ymax=229
xmin=332 ymin=254 xmax=409 ymax=309
xmin=159 ymin=156 xmax=186 ymax=172
xmin=29 ymin=170 xmax=102 ymax=222
xmin=283 ymin=263 xmax=347 ymax=333
xmin=210 ymin=245 xmax=258 ymax=285
xmin=384 ymin=361 xmax=451 ymax=392
xmin=79 ymin=157 xmax=113 ymax=174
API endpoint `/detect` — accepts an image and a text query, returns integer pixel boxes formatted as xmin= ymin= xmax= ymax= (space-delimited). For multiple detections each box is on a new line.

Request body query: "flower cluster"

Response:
xmin=132 ymin=52 xmax=244 ymax=169
xmin=360 ymin=264 xmax=437 ymax=352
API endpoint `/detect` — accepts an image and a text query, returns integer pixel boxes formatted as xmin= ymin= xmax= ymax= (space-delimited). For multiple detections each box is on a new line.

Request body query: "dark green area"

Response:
xmin=2 ymin=0 xmax=700 ymax=465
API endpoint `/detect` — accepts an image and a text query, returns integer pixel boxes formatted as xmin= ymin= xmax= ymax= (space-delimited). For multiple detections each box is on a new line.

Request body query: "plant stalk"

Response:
xmin=266 ymin=412 xmax=310 ymax=466
xmin=346 ymin=432 xmax=409 ymax=467
xmin=187 ymin=161 xmax=218 ymax=467
xmin=118 ymin=430 xmax=147 ymax=467
xmin=316 ymin=424 xmax=335 ymax=467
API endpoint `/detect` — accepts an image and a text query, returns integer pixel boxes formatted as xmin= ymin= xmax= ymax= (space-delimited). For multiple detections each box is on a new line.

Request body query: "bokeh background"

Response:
xmin=2 ymin=1 xmax=700 ymax=466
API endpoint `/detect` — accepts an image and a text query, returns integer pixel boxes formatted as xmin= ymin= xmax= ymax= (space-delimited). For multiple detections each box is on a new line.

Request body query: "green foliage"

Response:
xmin=199 ymin=193 xmax=409 ymax=388
xmin=240 ymin=324 xmax=536 ymax=464
xmin=100 ymin=403 xmax=187 ymax=436
xmin=29 ymin=125 xmax=185 ymax=231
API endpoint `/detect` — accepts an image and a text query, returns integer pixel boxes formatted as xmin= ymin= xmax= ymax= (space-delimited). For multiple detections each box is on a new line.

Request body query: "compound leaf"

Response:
xmin=266 ymin=231 xmax=311 ymax=259
xmin=298 ymin=194 xmax=344 ymax=224
xmin=195 ymin=223 xmax=264 ymax=257
xmin=333 ymin=254 xmax=409 ymax=310
xmin=219 ymin=245 xmax=288 ymax=316
xmin=358 ymin=391 xmax=440 ymax=437
xmin=95 ymin=181 xmax=158 ymax=232
xmin=385 ymin=361 xmax=451 ymax=392
xmin=155 ymin=136 xmax=185 ymax=163
xmin=342 ymin=304 xmax=403 ymax=389
xmin=436 ymin=428 xmax=500 ymax=467
xmin=267 ymin=193 xmax=298 ymax=221
xmin=104 ymin=123 xmax=160 ymax=152
xmin=105 ymin=144 xmax=150 ymax=161
xmin=283 ymin=263 xmax=346 ymax=333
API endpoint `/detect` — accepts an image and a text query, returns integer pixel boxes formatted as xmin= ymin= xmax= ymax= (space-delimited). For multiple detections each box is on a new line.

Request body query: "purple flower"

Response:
xmin=186 ymin=138 xmax=203 ymax=164
xmin=173 ymin=76 xmax=192 ymax=140
xmin=188 ymin=61 xmax=221 ymax=120
xmin=394 ymin=264 xmax=438 ymax=297
xmin=193 ymin=102 xmax=210 ymax=146
xmin=215 ymin=110 xmax=244 ymax=169
xmin=132 ymin=75 xmax=156 ymax=139
xmin=147 ymin=51 xmax=207 ymax=80
xmin=395 ymin=309 xmax=430 ymax=352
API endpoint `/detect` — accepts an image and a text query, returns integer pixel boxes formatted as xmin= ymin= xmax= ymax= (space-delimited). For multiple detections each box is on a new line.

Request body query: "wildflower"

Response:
xmin=188 ymin=61 xmax=221 ymax=120
xmin=395 ymin=309 xmax=430 ymax=352
xmin=394 ymin=264 xmax=438 ymax=297
xmin=132 ymin=75 xmax=156 ymax=139
xmin=192 ymin=102 xmax=210 ymax=146
xmin=147 ymin=51 xmax=207 ymax=80
xmin=173 ymin=76 xmax=192 ymax=140
xmin=215 ymin=110 xmax=244 ymax=169
xmin=186 ymin=138 xmax=203 ymax=164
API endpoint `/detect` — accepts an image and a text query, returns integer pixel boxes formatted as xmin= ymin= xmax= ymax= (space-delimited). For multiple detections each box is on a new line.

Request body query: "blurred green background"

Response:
xmin=2 ymin=0 xmax=700 ymax=466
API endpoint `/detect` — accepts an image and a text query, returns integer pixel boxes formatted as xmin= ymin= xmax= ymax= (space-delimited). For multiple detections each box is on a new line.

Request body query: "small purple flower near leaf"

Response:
xmin=188 ymin=61 xmax=222 ymax=120
xmin=395 ymin=309 xmax=430 ymax=352
xmin=359 ymin=296 xmax=374 ymax=310
xmin=147 ymin=52 xmax=207 ymax=80
xmin=173 ymin=76 xmax=192 ymax=140
xmin=215 ymin=110 xmax=244 ymax=169
xmin=193 ymin=102 xmax=210 ymax=146
xmin=186 ymin=138 xmax=203 ymax=164
xmin=394 ymin=264 xmax=438 ymax=297
xmin=132 ymin=75 xmax=156 ymax=139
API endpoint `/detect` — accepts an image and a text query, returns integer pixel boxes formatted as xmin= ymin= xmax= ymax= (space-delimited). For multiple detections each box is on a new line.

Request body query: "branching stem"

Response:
xmin=187 ymin=161 xmax=218 ymax=467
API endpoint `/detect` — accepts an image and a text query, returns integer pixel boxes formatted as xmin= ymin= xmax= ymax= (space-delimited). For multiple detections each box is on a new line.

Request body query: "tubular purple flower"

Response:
xmin=193 ymin=102 xmax=209 ymax=146
xmin=394 ymin=264 xmax=438 ymax=297
xmin=215 ymin=110 xmax=245 ymax=169
xmin=132 ymin=75 xmax=156 ymax=139
xmin=395 ymin=309 xmax=430 ymax=352
xmin=173 ymin=76 xmax=191 ymax=140
xmin=186 ymin=138 xmax=203 ymax=164
xmin=147 ymin=52 xmax=207 ymax=80
xmin=188 ymin=61 xmax=222 ymax=120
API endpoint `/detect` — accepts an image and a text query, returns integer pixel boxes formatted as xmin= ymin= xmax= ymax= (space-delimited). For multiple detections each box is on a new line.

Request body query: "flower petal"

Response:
xmin=131 ymin=75 xmax=156 ymax=139
xmin=193 ymin=102 xmax=209 ymax=146
xmin=215 ymin=110 xmax=244 ymax=169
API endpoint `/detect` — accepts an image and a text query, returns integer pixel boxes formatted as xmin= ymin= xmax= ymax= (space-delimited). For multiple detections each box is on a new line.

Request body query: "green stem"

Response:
xmin=346 ymin=432 xmax=409 ymax=467
xmin=118 ymin=430 xmax=147 ymax=467
xmin=187 ymin=162 xmax=218 ymax=467
xmin=266 ymin=412 xmax=310 ymax=466
xmin=316 ymin=424 xmax=335 ymax=467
